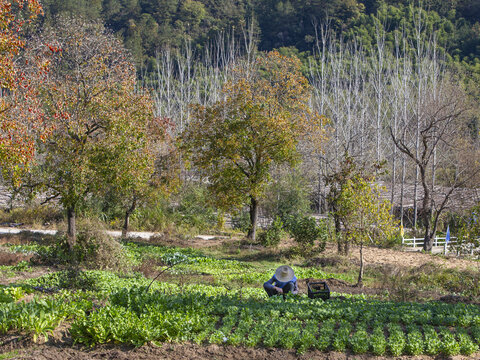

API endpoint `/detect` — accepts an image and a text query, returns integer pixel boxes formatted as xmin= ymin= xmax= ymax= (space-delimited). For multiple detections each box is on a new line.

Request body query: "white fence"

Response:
xmin=402 ymin=236 xmax=456 ymax=248
xmin=402 ymin=236 xmax=480 ymax=256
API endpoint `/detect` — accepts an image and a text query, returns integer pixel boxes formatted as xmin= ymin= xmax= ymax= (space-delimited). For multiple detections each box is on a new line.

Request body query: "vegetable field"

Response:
xmin=1 ymin=238 xmax=480 ymax=358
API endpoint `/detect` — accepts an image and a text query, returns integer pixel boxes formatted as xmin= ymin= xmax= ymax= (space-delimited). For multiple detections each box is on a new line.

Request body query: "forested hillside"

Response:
xmin=36 ymin=0 xmax=480 ymax=71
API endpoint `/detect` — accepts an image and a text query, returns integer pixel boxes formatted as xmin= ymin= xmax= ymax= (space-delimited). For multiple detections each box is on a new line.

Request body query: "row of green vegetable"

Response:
xmin=2 ymin=270 xmax=480 ymax=356
xmin=69 ymin=286 xmax=480 ymax=355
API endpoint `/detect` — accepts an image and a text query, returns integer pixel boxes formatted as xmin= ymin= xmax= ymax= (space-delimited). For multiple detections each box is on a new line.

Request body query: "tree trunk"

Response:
xmin=122 ymin=198 xmax=137 ymax=238
xmin=334 ymin=216 xmax=343 ymax=254
xmin=318 ymin=156 xmax=323 ymax=213
xmin=391 ymin=143 xmax=396 ymax=212
xmin=247 ymin=196 xmax=258 ymax=241
xmin=67 ymin=206 xmax=76 ymax=251
xmin=343 ymin=240 xmax=350 ymax=255
xmin=400 ymin=155 xmax=405 ymax=227
xmin=423 ymin=230 xmax=432 ymax=252
xmin=337 ymin=238 xmax=343 ymax=254
xmin=421 ymin=167 xmax=434 ymax=252
xmin=422 ymin=207 xmax=433 ymax=252
xmin=122 ymin=212 xmax=129 ymax=238
xmin=357 ymin=240 xmax=364 ymax=287
xmin=413 ymin=175 xmax=418 ymax=230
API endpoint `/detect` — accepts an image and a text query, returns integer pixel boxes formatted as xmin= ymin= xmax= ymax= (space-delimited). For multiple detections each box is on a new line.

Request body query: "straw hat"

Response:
xmin=275 ymin=265 xmax=294 ymax=282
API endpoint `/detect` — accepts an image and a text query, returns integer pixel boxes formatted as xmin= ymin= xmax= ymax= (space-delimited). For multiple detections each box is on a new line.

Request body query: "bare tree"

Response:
xmin=389 ymin=81 xmax=471 ymax=251
xmin=152 ymin=25 xmax=257 ymax=136
xmin=308 ymin=9 xmax=480 ymax=255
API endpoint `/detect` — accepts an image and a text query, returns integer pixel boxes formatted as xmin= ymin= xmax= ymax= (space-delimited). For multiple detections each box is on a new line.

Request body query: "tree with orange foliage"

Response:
xmin=0 ymin=0 xmax=45 ymax=180
xmin=182 ymin=51 xmax=327 ymax=240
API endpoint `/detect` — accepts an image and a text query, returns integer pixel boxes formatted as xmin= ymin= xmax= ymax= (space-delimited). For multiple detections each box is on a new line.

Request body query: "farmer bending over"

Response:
xmin=264 ymin=265 xmax=298 ymax=297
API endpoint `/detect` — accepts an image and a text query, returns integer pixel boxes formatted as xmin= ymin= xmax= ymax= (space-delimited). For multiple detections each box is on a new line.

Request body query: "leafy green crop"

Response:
xmin=423 ymin=325 xmax=441 ymax=355
xmin=3 ymin=245 xmax=480 ymax=356
xmin=332 ymin=320 xmax=352 ymax=351
xmin=458 ymin=330 xmax=479 ymax=355
xmin=440 ymin=327 xmax=461 ymax=355
xmin=405 ymin=325 xmax=424 ymax=355
xmin=0 ymin=286 xmax=26 ymax=303
xmin=349 ymin=323 xmax=370 ymax=354
xmin=370 ymin=324 xmax=387 ymax=355
xmin=317 ymin=319 xmax=335 ymax=351
xmin=387 ymin=323 xmax=406 ymax=356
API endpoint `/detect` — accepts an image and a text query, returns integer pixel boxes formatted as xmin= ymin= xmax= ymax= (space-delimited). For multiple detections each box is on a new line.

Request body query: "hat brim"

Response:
xmin=275 ymin=265 xmax=294 ymax=282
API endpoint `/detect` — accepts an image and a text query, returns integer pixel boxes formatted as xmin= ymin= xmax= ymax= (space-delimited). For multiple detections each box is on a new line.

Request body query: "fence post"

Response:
xmin=444 ymin=242 xmax=447 ymax=255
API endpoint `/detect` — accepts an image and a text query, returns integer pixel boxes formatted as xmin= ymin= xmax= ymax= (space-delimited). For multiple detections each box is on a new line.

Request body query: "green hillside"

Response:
xmin=36 ymin=0 xmax=480 ymax=71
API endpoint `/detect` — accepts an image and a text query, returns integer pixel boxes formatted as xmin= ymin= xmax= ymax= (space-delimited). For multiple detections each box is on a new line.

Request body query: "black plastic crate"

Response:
xmin=307 ymin=281 xmax=330 ymax=300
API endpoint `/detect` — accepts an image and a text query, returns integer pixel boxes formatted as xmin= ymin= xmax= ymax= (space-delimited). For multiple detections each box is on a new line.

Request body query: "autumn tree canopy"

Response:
xmin=0 ymin=0 xmax=45 ymax=179
xmin=25 ymin=17 xmax=158 ymax=248
xmin=181 ymin=51 xmax=326 ymax=240
xmin=100 ymin=116 xmax=179 ymax=238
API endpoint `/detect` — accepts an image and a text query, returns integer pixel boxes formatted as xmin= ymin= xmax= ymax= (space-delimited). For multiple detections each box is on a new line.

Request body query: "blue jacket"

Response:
xmin=264 ymin=275 xmax=298 ymax=294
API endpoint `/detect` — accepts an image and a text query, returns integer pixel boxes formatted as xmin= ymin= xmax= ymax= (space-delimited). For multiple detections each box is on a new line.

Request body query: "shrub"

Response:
xmin=130 ymin=198 xmax=172 ymax=232
xmin=262 ymin=170 xmax=311 ymax=221
xmin=231 ymin=210 xmax=251 ymax=233
xmin=80 ymin=184 xmax=219 ymax=234
xmin=381 ymin=230 xmax=403 ymax=248
xmin=258 ymin=217 xmax=284 ymax=247
xmin=172 ymin=184 xmax=218 ymax=231
xmin=288 ymin=215 xmax=327 ymax=252
xmin=0 ymin=205 xmax=63 ymax=227
xmin=74 ymin=230 xmax=135 ymax=271
xmin=39 ymin=220 xmax=134 ymax=272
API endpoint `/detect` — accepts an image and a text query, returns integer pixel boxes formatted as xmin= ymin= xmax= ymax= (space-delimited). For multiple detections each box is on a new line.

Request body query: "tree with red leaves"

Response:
xmin=0 ymin=0 xmax=46 ymax=180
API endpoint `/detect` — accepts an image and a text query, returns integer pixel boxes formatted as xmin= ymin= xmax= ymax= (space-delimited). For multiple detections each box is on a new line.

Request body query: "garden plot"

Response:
xmin=1 ymin=239 xmax=480 ymax=359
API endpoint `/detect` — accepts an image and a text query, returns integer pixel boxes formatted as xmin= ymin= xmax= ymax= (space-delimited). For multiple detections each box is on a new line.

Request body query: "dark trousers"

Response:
xmin=264 ymin=282 xmax=295 ymax=297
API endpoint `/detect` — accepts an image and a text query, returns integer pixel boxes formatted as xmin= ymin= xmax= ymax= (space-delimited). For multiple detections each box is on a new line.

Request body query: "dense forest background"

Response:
xmin=35 ymin=0 xmax=480 ymax=72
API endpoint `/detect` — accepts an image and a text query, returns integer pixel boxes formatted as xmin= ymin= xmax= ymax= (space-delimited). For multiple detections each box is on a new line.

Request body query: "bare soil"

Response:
xmin=0 ymin=249 xmax=32 ymax=266
xmin=349 ymin=245 xmax=478 ymax=271
xmin=0 ymin=232 xmax=55 ymax=246
xmin=0 ymin=338 xmax=475 ymax=360
xmin=0 ymin=266 xmax=51 ymax=286
xmin=318 ymin=242 xmax=479 ymax=271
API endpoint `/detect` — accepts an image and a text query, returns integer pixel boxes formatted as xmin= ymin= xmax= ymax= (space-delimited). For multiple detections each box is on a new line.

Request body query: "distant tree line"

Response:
xmin=32 ymin=0 xmax=480 ymax=72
